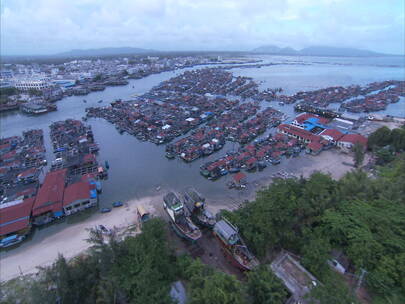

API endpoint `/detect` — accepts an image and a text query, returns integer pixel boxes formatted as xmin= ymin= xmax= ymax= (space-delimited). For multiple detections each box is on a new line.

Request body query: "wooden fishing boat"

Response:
xmin=183 ymin=187 xmax=216 ymax=228
xmin=213 ymin=219 xmax=259 ymax=271
xmin=163 ymin=192 xmax=202 ymax=242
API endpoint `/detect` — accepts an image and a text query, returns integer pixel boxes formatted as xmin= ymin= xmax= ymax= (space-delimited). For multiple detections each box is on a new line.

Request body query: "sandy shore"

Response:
xmin=0 ymin=195 xmax=163 ymax=282
xmin=0 ymin=150 xmax=356 ymax=282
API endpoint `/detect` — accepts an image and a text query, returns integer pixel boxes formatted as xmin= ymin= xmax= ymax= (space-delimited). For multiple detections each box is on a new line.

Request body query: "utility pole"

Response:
xmin=356 ymin=268 xmax=367 ymax=292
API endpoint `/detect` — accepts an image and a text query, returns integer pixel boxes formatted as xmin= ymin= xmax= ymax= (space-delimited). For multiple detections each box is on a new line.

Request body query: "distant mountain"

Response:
xmin=55 ymin=47 xmax=156 ymax=57
xmin=253 ymin=45 xmax=283 ymax=53
xmin=299 ymin=46 xmax=382 ymax=57
xmin=252 ymin=45 xmax=389 ymax=57
xmin=252 ymin=45 xmax=298 ymax=55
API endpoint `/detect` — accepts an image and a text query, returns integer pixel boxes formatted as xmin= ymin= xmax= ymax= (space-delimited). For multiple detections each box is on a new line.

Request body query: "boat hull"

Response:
xmin=213 ymin=231 xmax=254 ymax=271
xmin=191 ymin=213 xmax=215 ymax=229
xmin=163 ymin=203 xmax=201 ymax=242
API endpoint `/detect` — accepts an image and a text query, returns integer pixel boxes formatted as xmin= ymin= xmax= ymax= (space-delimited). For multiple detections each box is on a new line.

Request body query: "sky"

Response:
xmin=1 ymin=0 xmax=404 ymax=56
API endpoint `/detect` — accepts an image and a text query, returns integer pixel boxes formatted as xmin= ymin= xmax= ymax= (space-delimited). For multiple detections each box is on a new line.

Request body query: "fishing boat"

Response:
xmin=183 ymin=187 xmax=216 ymax=228
xmin=213 ymin=219 xmax=259 ymax=271
xmin=165 ymin=151 xmax=176 ymax=159
xmin=163 ymin=192 xmax=202 ymax=242
xmin=98 ymin=100 xmax=103 ymax=103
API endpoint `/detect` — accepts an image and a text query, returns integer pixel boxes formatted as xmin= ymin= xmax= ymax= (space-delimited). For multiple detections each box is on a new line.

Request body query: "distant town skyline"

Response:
xmin=1 ymin=0 xmax=404 ymax=56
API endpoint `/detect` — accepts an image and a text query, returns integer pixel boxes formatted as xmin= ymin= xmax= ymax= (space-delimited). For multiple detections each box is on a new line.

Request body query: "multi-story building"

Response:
xmin=14 ymin=79 xmax=50 ymax=91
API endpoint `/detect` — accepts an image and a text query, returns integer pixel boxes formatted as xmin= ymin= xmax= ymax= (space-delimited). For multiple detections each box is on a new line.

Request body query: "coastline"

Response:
xmin=0 ymin=149 xmax=356 ymax=282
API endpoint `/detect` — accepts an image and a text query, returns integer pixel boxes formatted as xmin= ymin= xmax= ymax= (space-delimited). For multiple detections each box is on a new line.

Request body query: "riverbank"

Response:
xmin=0 ymin=194 xmax=162 ymax=282
xmin=0 ymin=149 xmax=357 ymax=282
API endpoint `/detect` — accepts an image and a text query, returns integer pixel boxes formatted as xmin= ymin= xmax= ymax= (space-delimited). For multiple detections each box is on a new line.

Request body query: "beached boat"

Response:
xmin=213 ymin=219 xmax=259 ymax=271
xmin=0 ymin=234 xmax=26 ymax=248
xmin=163 ymin=192 xmax=202 ymax=242
xmin=137 ymin=204 xmax=151 ymax=227
xmin=183 ymin=187 xmax=216 ymax=228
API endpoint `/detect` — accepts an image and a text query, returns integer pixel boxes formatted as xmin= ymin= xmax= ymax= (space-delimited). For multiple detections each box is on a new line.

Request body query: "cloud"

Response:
xmin=1 ymin=0 xmax=403 ymax=55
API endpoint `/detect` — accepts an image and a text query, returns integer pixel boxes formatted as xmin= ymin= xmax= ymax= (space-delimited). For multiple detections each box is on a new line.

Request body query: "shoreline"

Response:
xmin=0 ymin=149 xmax=356 ymax=282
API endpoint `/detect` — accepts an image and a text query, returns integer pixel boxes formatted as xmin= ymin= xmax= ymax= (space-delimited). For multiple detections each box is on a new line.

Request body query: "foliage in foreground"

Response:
xmin=1 ymin=219 xmax=175 ymax=304
xmin=177 ymin=257 xmax=245 ymax=304
xmin=246 ymin=265 xmax=289 ymax=304
xmin=222 ymin=153 xmax=405 ymax=301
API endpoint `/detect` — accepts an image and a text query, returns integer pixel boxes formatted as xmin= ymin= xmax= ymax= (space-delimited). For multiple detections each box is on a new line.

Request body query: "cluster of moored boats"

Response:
xmin=165 ymin=103 xmax=280 ymax=161
xmin=163 ymin=188 xmax=259 ymax=271
xmin=0 ymin=129 xmax=46 ymax=195
xmin=277 ymin=80 xmax=405 ymax=113
xmin=200 ymin=133 xmax=303 ymax=180
xmin=49 ymin=119 xmax=107 ymax=179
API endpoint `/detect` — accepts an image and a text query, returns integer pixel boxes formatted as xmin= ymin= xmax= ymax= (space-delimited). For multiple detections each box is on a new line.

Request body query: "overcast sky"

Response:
xmin=1 ymin=0 xmax=404 ymax=56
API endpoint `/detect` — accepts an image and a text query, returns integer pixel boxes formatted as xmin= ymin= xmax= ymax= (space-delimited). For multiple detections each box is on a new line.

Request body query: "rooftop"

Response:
xmin=63 ymin=181 xmax=91 ymax=206
xmin=0 ymin=197 xmax=35 ymax=236
xmin=32 ymin=169 xmax=67 ymax=216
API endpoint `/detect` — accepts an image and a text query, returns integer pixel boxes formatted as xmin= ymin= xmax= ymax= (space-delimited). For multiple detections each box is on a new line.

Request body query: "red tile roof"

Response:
xmin=295 ymin=113 xmax=329 ymax=125
xmin=246 ymin=157 xmax=257 ymax=165
xmin=338 ymin=134 xmax=368 ymax=146
xmin=278 ymin=124 xmax=321 ymax=142
xmin=15 ymin=187 xmax=37 ymax=198
xmin=63 ymin=181 xmax=91 ymax=206
xmin=83 ymin=153 xmax=96 ymax=164
xmin=307 ymin=141 xmax=323 ymax=152
xmin=32 ymin=169 xmax=67 ymax=216
xmin=0 ymin=143 xmax=11 ymax=150
xmin=321 ymin=129 xmax=344 ymax=141
xmin=0 ymin=197 xmax=35 ymax=236
xmin=233 ymin=172 xmax=246 ymax=183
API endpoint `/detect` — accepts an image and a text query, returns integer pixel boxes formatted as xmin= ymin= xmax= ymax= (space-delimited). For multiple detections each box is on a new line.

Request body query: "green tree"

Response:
xmin=0 ymin=87 xmax=18 ymax=96
xmin=113 ymin=218 xmax=176 ymax=304
xmin=353 ymin=142 xmax=365 ymax=167
xmin=185 ymin=259 xmax=246 ymax=304
xmin=94 ymin=74 xmax=103 ymax=81
xmin=28 ymin=88 xmax=43 ymax=96
xmin=390 ymin=128 xmax=405 ymax=152
xmin=375 ymin=148 xmax=395 ymax=165
xmin=246 ymin=266 xmax=289 ymax=304
xmin=367 ymin=126 xmax=391 ymax=150
xmin=301 ymin=234 xmax=332 ymax=280
xmin=307 ymin=272 xmax=359 ymax=304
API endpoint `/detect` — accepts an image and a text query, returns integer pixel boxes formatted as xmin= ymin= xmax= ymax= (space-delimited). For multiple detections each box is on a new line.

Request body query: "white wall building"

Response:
xmin=14 ymin=79 xmax=49 ymax=91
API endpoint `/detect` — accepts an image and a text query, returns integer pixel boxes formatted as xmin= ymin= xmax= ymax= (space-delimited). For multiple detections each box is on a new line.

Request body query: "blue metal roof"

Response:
xmin=304 ymin=117 xmax=328 ymax=131
xmin=90 ymin=189 xmax=97 ymax=199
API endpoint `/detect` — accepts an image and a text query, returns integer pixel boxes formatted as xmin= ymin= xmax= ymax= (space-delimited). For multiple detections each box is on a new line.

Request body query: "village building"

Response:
xmin=337 ymin=133 xmax=368 ymax=150
xmin=63 ymin=180 xmax=97 ymax=216
xmin=279 ymin=113 xmax=368 ymax=155
xmin=14 ymin=79 xmax=50 ymax=91
xmin=271 ymin=251 xmax=319 ymax=304
xmin=32 ymin=169 xmax=67 ymax=225
xmin=0 ymin=197 xmax=35 ymax=248
xmin=319 ymin=128 xmax=344 ymax=144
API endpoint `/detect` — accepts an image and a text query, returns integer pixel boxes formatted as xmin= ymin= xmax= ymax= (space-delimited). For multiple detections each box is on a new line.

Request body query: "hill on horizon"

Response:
xmin=252 ymin=45 xmax=393 ymax=57
xmin=55 ymin=47 xmax=157 ymax=57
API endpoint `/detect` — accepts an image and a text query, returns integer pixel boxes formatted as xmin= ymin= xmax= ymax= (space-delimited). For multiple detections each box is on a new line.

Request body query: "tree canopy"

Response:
xmin=223 ymin=153 xmax=405 ymax=301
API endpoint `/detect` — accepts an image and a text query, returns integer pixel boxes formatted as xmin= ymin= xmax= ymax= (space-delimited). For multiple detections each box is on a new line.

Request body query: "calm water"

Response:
xmin=1 ymin=55 xmax=404 ymax=246
xmin=232 ymin=55 xmax=405 ymax=116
